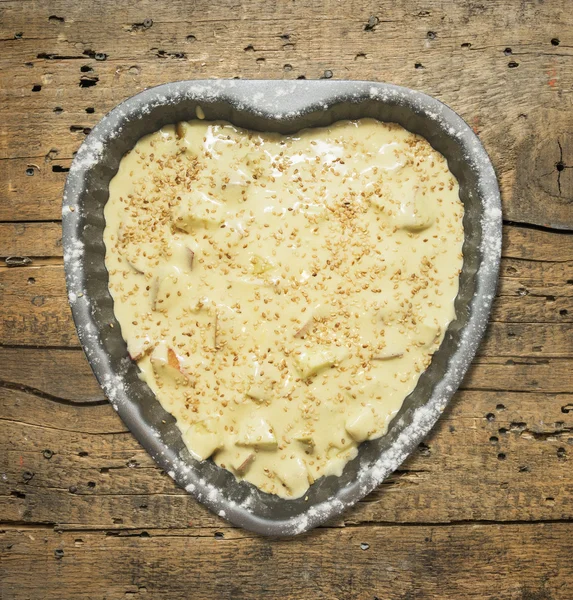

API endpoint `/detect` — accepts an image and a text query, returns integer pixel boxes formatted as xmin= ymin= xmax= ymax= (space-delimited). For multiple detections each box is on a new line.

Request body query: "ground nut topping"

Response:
xmin=104 ymin=118 xmax=464 ymax=498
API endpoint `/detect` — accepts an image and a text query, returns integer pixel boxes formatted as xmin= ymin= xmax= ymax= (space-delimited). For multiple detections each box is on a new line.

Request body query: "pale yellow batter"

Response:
xmin=104 ymin=118 xmax=464 ymax=498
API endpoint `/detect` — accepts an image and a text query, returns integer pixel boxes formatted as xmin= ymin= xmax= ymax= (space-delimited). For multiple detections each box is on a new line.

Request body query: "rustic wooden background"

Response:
xmin=1 ymin=1 xmax=572 ymax=598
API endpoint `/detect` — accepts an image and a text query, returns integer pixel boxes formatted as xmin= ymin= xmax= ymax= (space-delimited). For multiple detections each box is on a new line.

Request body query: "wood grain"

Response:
xmin=1 ymin=1 xmax=573 ymax=228
xmin=1 ymin=257 xmax=571 ymax=348
xmin=0 ymin=223 xmax=62 ymax=258
xmin=0 ymin=347 xmax=103 ymax=402
xmin=1 ymin=222 xmax=570 ymax=261
xmin=1 ymin=385 xmax=571 ymax=530
xmin=2 ymin=524 xmax=572 ymax=600
xmin=1 ymin=1 xmax=573 ymax=598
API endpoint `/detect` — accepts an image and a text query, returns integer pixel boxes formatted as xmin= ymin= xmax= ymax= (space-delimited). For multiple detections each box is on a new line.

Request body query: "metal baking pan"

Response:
xmin=62 ymin=80 xmax=501 ymax=536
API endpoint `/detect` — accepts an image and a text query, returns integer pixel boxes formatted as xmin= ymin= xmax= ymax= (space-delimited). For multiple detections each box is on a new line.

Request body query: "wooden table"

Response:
xmin=1 ymin=1 xmax=572 ymax=598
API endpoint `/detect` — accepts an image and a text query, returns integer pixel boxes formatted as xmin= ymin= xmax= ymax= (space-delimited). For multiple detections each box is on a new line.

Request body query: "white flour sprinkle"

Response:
xmin=71 ymin=139 xmax=104 ymax=172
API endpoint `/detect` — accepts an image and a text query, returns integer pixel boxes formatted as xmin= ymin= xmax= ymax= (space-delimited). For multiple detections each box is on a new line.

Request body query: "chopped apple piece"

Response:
xmin=294 ymin=303 xmax=330 ymax=338
xmin=125 ymin=259 xmax=144 ymax=275
xmin=117 ymin=222 xmax=149 ymax=274
xmin=154 ymin=271 xmax=205 ymax=314
xmin=174 ymin=120 xmax=207 ymax=157
xmin=376 ymin=296 xmax=403 ymax=325
xmin=293 ymin=345 xmax=349 ymax=378
xmin=246 ymin=382 xmax=270 ymax=403
xmin=127 ymin=335 xmax=154 ymax=361
xmin=372 ymin=348 xmax=404 ymax=361
xmin=172 ymin=190 xmax=226 ymax=232
xmin=292 ymin=431 xmax=315 ymax=450
xmin=212 ymin=310 xmax=219 ymax=350
xmin=230 ymin=449 xmax=256 ymax=475
xmin=394 ymin=185 xmax=434 ymax=232
xmin=150 ymin=343 xmax=190 ymax=385
xmin=373 ymin=325 xmax=407 ymax=361
xmin=164 ymin=238 xmax=197 ymax=272
xmin=175 ymin=121 xmax=188 ymax=140
xmin=273 ymin=456 xmax=310 ymax=496
xmin=345 ymin=405 xmax=376 ymax=442
xmin=166 ymin=347 xmax=179 ymax=370
xmin=149 ymin=275 xmax=160 ymax=311
xmin=418 ymin=323 xmax=441 ymax=348
xmin=152 ymin=256 xmax=201 ymax=312
xmin=181 ymin=419 xmax=222 ymax=461
xmin=218 ymin=167 xmax=252 ymax=204
xmin=250 ymin=253 xmax=275 ymax=275
xmin=153 ymin=271 xmax=180 ymax=312
xmin=245 ymin=359 xmax=282 ymax=403
xmin=370 ymin=179 xmax=434 ymax=232
xmin=236 ymin=417 xmax=277 ymax=449
xmin=293 ymin=321 xmax=311 ymax=339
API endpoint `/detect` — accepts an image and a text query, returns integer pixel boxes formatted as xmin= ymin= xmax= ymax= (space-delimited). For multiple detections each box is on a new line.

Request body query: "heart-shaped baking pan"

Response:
xmin=62 ymin=80 xmax=501 ymax=536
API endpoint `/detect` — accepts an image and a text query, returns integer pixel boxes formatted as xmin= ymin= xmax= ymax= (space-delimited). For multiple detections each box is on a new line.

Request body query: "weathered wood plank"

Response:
xmin=0 ymin=223 xmax=62 ymax=258
xmin=0 ymin=265 xmax=76 ymax=346
xmin=0 ymin=388 xmax=119 ymax=435
xmin=1 ymin=384 xmax=571 ymax=529
xmin=503 ymin=226 xmax=573 ymax=262
xmin=1 ymin=222 xmax=571 ymax=325
xmin=463 ymin=358 xmax=573 ymax=394
xmin=0 ymin=157 xmax=69 ymax=222
xmin=490 ymin=295 xmax=572 ymax=323
xmin=478 ymin=322 xmax=573 ymax=357
xmin=0 ymin=347 xmax=103 ymax=402
xmin=2 ymin=255 xmax=569 ymax=322
xmin=1 ymin=222 xmax=571 ymax=262
xmin=1 ymin=524 xmax=572 ymax=600
xmin=2 ymin=346 xmax=573 ymax=426
xmin=497 ymin=258 xmax=572 ymax=298
xmin=1 ymin=263 xmax=571 ymax=347
xmin=1 ymin=1 xmax=573 ymax=227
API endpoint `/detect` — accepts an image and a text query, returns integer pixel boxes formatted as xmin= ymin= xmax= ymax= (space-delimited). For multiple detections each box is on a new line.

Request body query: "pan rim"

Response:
xmin=62 ymin=79 xmax=502 ymax=536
